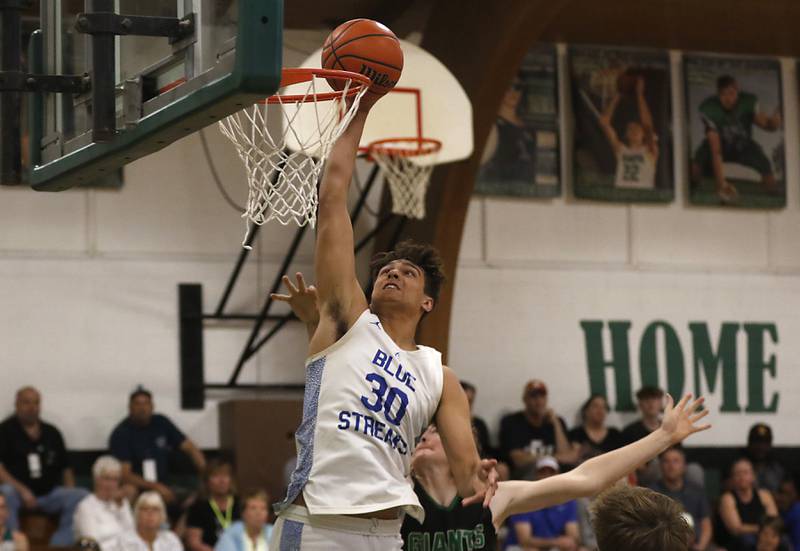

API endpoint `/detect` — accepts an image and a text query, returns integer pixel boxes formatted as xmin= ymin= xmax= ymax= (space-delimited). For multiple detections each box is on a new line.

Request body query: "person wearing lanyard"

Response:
xmin=186 ymin=460 xmax=240 ymax=551
xmin=215 ymin=491 xmax=273 ymax=551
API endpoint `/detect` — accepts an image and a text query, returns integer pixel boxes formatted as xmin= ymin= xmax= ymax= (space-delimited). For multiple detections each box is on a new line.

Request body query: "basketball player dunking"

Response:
xmin=274 ymin=274 xmax=713 ymax=551
xmin=269 ymin=100 xmax=496 ymax=549
xmin=599 ymin=77 xmax=659 ymax=190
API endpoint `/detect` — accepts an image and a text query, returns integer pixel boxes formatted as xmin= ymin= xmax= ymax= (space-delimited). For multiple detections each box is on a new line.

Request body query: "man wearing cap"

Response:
xmin=743 ymin=423 xmax=785 ymax=494
xmin=504 ymin=457 xmax=583 ymax=551
xmin=499 ymin=380 xmax=575 ymax=480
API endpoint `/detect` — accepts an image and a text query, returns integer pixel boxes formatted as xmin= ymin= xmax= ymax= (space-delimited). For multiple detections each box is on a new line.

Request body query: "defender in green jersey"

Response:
xmin=691 ymin=75 xmax=782 ymax=203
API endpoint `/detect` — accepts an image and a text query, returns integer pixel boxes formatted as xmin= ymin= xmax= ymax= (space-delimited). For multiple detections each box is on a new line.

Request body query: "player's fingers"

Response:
xmin=690 ymin=409 xmax=710 ymax=423
xmin=692 ymin=423 xmax=712 ymax=433
xmin=663 ymin=393 xmax=674 ymax=412
xmin=676 ymin=393 xmax=692 ymax=411
xmin=307 ymin=285 xmax=318 ymax=296
xmin=282 ymin=275 xmax=298 ymax=295
xmin=270 ymin=293 xmax=291 ymax=303
xmin=687 ymin=396 xmax=705 ymax=415
xmin=295 ymin=272 xmax=307 ymax=293
xmin=461 ymin=491 xmax=485 ymax=507
xmin=483 ymin=483 xmax=497 ymax=508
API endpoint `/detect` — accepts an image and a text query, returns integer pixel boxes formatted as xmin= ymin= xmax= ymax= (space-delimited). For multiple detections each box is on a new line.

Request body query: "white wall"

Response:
xmin=1 ymin=41 xmax=798 ymax=449
xmin=450 ymin=50 xmax=800 ymax=446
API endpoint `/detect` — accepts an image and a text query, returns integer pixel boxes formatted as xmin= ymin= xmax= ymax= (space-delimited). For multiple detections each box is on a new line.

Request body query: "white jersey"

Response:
xmin=278 ymin=309 xmax=444 ymax=523
xmin=614 ymin=145 xmax=656 ymax=189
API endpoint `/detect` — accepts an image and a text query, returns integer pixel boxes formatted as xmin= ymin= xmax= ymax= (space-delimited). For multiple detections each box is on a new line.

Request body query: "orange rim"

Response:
xmin=258 ymin=68 xmax=372 ymax=104
xmin=366 ymin=137 xmax=442 ymax=160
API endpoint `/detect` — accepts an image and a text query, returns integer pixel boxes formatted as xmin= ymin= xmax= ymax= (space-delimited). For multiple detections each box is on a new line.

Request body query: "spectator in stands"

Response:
xmin=651 ymin=446 xmax=712 ymax=551
xmin=504 ymin=456 xmax=584 ymax=551
xmin=744 ymin=423 xmax=785 ymax=494
xmin=185 ymin=460 xmax=239 ymax=551
xmin=214 ymin=490 xmax=272 ymax=551
xmin=621 ymin=386 xmax=663 ymax=486
xmin=0 ymin=386 xmax=88 ymax=546
xmin=568 ymin=395 xmax=623 ymax=465
xmin=109 ymin=387 xmax=206 ymax=505
xmin=499 ymin=380 xmax=574 ymax=479
xmin=754 ymin=516 xmax=790 ymax=551
xmin=112 ymin=492 xmax=182 ymax=551
xmin=775 ymin=476 xmax=800 ymax=551
xmin=718 ymin=457 xmax=778 ymax=551
xmin=0 ymin=493 xmax=28 ymax=551
xmin=73 ymin=456 xmax=134 ymax=551
xmin=591 ymin=484 xmax=693 ymax=551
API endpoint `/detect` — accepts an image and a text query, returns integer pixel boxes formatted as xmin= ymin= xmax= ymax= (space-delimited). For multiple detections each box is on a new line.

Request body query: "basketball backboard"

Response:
xmin=287 ymin=38 xmax=473 ymax=166
xmin=23 ymin=0 xmax=282 ymax=191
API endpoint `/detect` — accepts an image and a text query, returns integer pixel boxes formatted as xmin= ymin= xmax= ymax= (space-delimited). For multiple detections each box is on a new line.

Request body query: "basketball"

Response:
xmin=321 ymin=19 xmax=404 ymax=104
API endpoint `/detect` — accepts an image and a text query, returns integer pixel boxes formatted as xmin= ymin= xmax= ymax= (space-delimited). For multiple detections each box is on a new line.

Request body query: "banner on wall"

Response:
xmin=475 ymin=44 xmax=560 ymax=198
xmin=450 ymin=268 xmax=799 ymax=447
xmin=570 ymin=46 xmax=673 ymax=202
xmin=685 ymin=54 xmax=786 ymax=208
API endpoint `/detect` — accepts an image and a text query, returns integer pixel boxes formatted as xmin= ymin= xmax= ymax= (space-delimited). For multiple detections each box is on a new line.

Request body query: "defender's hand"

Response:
xmin=271 ymin=272 xmax=319 ymax=325
xmin=660 ymin=393 xmax=711 ymax=445
xmin=462 ymin=459 xmax=499 ymax=507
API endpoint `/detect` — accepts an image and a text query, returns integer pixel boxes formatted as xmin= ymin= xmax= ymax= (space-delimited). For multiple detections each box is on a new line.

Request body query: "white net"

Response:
xmin=218 ymin=71 xmax=369 ymax=246
xmin=370 ymin=139 xmax=441 ymax=219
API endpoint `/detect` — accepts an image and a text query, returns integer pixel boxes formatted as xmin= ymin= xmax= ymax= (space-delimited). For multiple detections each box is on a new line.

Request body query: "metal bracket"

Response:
xmin=75 ymin=12 xmax=195 ymax=44
xmin=0 ymin=71 xmax=89 ymax=93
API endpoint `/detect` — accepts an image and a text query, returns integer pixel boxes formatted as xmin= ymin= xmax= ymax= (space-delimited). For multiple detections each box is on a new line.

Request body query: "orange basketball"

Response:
xmin=321 ymin=19 xmax=404 ymax=105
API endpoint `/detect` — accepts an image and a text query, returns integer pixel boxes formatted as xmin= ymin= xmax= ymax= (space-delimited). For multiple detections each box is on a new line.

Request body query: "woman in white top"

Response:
xmin=113 ymin=492 xmax=182 ymax=551
xmin=74 ymin=456 xmax=135 ymax=550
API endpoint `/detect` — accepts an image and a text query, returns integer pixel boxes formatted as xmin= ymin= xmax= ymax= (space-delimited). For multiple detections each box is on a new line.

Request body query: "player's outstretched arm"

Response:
xmin=311 ymin=110 xmax=371 ymax=354
xmin=435 ymin=366 xmax=498 ymax=506
xmin=490 ymin=393 xmax=710 ymax=529
xmin=599 ymin=93 xmax=622 ymax=154
xmin=635 ymin=78 xmax=659 ymax=159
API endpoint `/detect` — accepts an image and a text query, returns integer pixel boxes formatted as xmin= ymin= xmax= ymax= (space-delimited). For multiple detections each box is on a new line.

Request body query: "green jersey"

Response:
xmin=698 ymin=92 xmax=758 ymax=155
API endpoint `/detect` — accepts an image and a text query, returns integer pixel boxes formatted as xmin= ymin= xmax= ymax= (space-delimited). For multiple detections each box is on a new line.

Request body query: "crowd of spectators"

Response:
xmin=464 ymin=378 xmax=800 ymax=551
xmin=0 ymin=387 xmax=273 ymax=551
xmin=1 ymin=379 xmax=798 ymax=551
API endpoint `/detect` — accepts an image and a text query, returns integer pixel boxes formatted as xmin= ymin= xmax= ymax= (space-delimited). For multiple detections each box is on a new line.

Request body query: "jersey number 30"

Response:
xmin=361 ymin=373 xmax=409 ymax=426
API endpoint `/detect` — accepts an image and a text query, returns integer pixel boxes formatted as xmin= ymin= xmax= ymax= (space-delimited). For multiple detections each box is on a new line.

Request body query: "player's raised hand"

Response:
xmin=462 ymin=458 xmax=499 ymax=508
xmin=270 ymin=272 xmax=319 ymax=324
xmin=659 ymin=393 xmax=711 ymax=445
xmin=636 ymin=76 xmax=645 ymax=96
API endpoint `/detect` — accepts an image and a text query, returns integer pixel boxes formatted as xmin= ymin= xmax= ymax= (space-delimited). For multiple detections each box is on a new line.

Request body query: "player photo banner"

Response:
xmin=685 ymin=54 xmax=785 ymax=208
xmin=570 ymin=46 xmax=673 ymax=202
xmin=475 ymin=44 xmax=560 ymax=198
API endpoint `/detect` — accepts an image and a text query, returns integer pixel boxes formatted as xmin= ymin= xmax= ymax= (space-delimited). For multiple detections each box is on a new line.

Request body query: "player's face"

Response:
xmin=659 ymin=450 xmax=686 ymax=482
xmin=242 ymin=498 xmax=269 ymax=530
xmin=412 ymin=425 xmax=447 ymax=470
xmin=731 ymin=460 xmax=755 ymax=491
xmin=625 ymin=122 xmax=645 ymax=146
xmin=129 ymin=395 xmax=154 ymax=425
xmin=371 ymin=259 xmax=432 ymax=316
xmin=719 ymin=85 xmax=739 ymax=111
xmin=15 ymin=388 xmax=41 ymax=425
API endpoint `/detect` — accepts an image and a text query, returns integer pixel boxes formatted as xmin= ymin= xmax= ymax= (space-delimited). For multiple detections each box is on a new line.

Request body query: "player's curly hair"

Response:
xmin=370 ymin=240 xmax=446 ymax=304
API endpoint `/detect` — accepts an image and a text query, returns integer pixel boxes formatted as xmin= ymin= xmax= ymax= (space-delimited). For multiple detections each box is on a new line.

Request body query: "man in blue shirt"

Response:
xmin=505 ymin=457 xmax=581 ymax=550
xmin=109 ymin=387 xmax=206 ymax=505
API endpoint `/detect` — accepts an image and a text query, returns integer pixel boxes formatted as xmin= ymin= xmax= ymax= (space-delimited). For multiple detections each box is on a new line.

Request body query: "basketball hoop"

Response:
xmin=367 ymin=137 xmax=442 ymax=219
xmin=219 ymin=68 xmax=370 ymax=247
